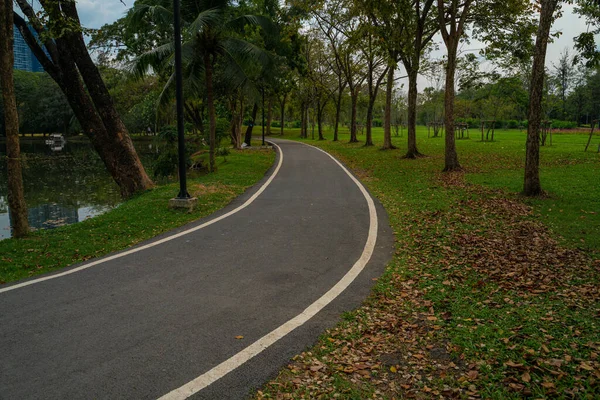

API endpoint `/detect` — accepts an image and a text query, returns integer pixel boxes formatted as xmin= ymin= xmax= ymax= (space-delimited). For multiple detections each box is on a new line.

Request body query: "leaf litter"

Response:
xmin=257 ymin=172 xmax=599 ymax=399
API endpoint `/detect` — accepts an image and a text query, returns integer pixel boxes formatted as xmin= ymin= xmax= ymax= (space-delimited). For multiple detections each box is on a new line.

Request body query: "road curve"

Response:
xmin=0 ymin=138 xmax=393 ymax=400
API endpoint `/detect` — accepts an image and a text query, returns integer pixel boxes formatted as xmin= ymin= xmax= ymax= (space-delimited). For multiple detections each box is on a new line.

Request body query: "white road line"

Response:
xmin=158 ymin=141 xmax=378 ymax=400
xmin=0 ymin=143 xmax=284 ymax=294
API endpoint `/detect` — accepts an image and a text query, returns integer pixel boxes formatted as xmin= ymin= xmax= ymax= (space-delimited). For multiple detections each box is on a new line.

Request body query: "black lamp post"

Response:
xmin=174 ymin=0 xmax=189 ymax=199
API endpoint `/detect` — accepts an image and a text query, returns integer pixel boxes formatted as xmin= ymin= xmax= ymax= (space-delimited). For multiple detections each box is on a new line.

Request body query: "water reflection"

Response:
xmin=0 ymin=137 xmax=159 ymax=240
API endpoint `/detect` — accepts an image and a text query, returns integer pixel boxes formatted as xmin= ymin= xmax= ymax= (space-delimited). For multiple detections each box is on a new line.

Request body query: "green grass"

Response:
xmin=281 ymin=126 xmax=600 ymax=255
xmin=258 ymin=126 xmax=599 ymax=399
xmin=0 ymin=145 xmax=275 ymax=284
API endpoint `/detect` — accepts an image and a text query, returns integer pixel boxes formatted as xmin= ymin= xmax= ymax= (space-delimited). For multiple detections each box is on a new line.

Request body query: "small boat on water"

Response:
xmin=45 ymin=134 xmax=66 ymax=151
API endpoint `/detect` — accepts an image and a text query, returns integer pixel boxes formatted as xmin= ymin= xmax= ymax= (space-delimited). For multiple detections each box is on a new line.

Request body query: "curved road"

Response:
xmin=0 ymin=139 xmax=393 ymax=399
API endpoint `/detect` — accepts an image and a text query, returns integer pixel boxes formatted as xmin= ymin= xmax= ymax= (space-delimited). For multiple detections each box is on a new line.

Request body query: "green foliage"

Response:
xmin=551 ymin=120 xmax=578 ymax=129
xmin=0 ymin=71 xmax=73 ymax=135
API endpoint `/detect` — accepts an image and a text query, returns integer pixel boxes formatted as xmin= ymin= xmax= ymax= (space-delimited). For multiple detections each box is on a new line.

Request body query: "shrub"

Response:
xmin=506 ymin=120 xmax=520 ymax=129
xmin=551 ymin=120 xmax=577 ymax=129
xmin=158 ymin=125 xmax=177 ymax=143
xmin=202 ymin=118 xmax=230 ymax=146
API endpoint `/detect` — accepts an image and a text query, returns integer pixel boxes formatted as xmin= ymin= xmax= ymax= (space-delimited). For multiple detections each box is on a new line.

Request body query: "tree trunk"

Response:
xmin=237 ymin=96 xmax=244 ymax=146
xmin=57 ymin=3 xmax=153 ymax=195
xmin=205 ymin=55 xmax=216 ymax=172
xmin=55 ymin=40 xmax=152 ymax=198
xmin=15 ymin=1 xmax=153 ymax=198
xmin=317 ymin=101 xmax=326 ymax=140
xmin=404 ymin=68 xmax=423 ymax=158
xmin=280 ymin=92 xmax=287 ymax=136
xmin=229 ymin=96 xmax=242 ymax=149
xmin=383 ymin=65 xmax=396 ymax=150
xmin=300 ymin=102 xmax=306 ymax=138
xmin=0 ymin=0 xmax=29 ymax=237
xmin=301 ymin=103 xmax=309 ymax=139
xmin=443 ymin=41 xmax=461 ymax=171
xmin=266 ymin=96 xmax=273 ymax=136
xmin=365 ymin=99 xmax=374 ymax=146
xmin=244 ymin=102 xmax=258 ymax=146
xmin=524 ymin=0 xmax=558 ymax=196
xmin=349 ymin=90 xmax=359 ymax=143
xmin=334 ymin=88 xmax=342 ymax=142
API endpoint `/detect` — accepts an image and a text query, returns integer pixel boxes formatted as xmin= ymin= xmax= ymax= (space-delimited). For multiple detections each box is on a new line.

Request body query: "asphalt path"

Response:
xmin=0 ymin=138 xmax=393 ymax=400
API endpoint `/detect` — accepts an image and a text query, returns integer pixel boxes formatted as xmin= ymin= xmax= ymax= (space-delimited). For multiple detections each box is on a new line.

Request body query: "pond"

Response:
xmin=0 ymin=137 xmax=161 ymax=240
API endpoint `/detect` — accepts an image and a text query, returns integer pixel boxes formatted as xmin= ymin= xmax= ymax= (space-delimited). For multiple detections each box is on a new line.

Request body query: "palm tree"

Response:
xmin=131 ymin=0 xmax=272 ymax=172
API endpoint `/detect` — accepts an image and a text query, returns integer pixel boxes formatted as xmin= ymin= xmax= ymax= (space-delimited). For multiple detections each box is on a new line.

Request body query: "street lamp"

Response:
xmin=169 ymin=0 xmax=196 ymax=210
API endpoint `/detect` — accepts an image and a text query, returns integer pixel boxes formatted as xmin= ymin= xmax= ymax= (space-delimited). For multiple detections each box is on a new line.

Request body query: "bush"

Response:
xmin=456 ymin=118 xmax=479 ymax=129
xmin=216 ymin=147 xmax=230 ymax=156
xmin=202 ymin=118 xmax=229 ymax=146
xmin=152 ymin=149 xmax=179 ymax=178
xmin=551 ymin=120 xmax=577 ymax=129
xmin=505 ymin=120 xmax=520 ymax=129
xmin=158 ymin=125 xmax=177 ymax=143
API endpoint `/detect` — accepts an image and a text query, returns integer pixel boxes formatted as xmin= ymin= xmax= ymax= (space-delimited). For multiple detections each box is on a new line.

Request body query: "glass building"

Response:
xmin=13 ymin=24 xmax=45 ymax=73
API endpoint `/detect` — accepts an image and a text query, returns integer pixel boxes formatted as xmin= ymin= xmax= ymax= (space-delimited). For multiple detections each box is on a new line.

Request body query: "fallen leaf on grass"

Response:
xmin=504 ymin=361 xmax=525 ymax=368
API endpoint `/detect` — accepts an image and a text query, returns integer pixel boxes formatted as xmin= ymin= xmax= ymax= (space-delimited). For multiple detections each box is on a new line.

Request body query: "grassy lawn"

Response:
xmin=0 ymin=145 xmax=275 ymax=284
xmin=257 ymin=127 xmax=599 ymax=399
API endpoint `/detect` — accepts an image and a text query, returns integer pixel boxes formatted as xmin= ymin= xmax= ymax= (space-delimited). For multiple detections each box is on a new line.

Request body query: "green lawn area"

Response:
xmin=258 ymin=126 xmax=599 ymax=399
xmin=0 ymin=145 xmax=275 ymax=284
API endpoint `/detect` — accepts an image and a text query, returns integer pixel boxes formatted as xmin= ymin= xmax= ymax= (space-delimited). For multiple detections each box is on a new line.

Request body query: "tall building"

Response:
xmin=13 ymin=23 xmax=45 ymax=73
xmin=13 ymin=26 xmax=33 ymax=71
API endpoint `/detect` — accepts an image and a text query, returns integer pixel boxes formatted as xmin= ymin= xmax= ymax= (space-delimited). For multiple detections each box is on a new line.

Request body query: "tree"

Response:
xmin=355 ymin=0 xmax=407 ymax=149
xmin=132 ymin=0 xmax=272 ymax=171
xmin=0 ymin=0 xmax=29 ymax=237
xmin=397 ymin=0 xmax=439 ymax=158
xmin=312 ymin=0 xmax=349 ymax=142
xmin=360 ymin=29 xmax=388 ymax=146
xmin=437 ymin=0 xmax=533 ymax=171
xmin=305 ymin=33 xmax=335 ymax=140
xmin=524 ymin=0 xmax=561 ymax=196
xmin=312 ymin=1 xmax=367 ymax=144
xmin=553 ymin=48 xmax=575 ymax=119
xmin=13 ymin=0 xmax=153 ymax=197
xmin=437 ymin=0 xmax=473 ymax=171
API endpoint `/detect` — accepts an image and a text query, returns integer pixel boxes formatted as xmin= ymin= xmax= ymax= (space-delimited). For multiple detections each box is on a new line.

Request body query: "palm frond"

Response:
xmin=129 ymin=2 xmax=173 ymax=29
xmin=228 ymin=15 xmax=277 ymax=37
xmin=156 ymin=72 xmax=176 ymax=112
xmin=218 ymin=51 xmax=251 ymax=91
xmin=188 ymin=7 xmax=224 ymax=34
xmin=129 ymin=41 xmax=175 ymax=79
xmin=221 ymin=37 xmax=273 ymax=71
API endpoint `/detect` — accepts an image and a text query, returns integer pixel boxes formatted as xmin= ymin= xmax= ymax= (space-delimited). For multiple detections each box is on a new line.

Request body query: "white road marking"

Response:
xmin=158 ymin=141 xmax=378 ymax=400
xmin=0 ymin=143 xmax=284 ymax=294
